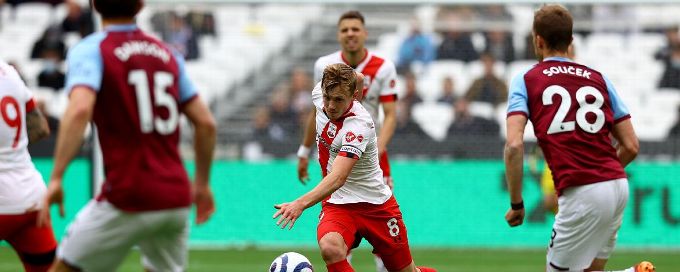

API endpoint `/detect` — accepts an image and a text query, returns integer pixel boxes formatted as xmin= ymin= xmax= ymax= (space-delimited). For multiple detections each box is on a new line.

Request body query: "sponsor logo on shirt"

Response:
xmin=327 ymin=123 xmax=337 ymax=138
xmin=345 ymin=132 xmax=356 ymax=142
xmin=357 ymin=135 xmax=364 ymax=142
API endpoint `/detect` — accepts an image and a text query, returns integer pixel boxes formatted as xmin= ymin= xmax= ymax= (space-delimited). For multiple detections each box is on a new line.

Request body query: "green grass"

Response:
xmin=1 ymin=247 xmax=678 ymax=271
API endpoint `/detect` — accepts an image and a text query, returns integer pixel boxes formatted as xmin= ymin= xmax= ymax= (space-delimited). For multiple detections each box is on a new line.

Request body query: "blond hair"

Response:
xmin=321 ymin=63 xmax=357 ymax=96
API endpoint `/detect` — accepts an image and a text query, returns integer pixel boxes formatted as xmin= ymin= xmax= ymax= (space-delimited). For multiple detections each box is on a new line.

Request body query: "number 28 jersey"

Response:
xmin=507 ymin=57 xmax=630 ymax=195
xmin=65 ymin=24 xmax=198 ymax=211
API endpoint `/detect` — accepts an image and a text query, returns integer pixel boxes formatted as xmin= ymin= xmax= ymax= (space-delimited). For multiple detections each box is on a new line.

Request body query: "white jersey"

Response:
xmin=0 ymin=61 xmax=46 ymax=214
xmin=312 ymin=83 xmax=392 ymax=205
xmin=314 ymin=50 xmax=398 ymax=132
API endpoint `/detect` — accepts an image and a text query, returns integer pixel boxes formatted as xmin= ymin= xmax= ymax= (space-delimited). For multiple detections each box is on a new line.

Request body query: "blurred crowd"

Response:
xmin=249 ymin=4 xmax=680 ymax=159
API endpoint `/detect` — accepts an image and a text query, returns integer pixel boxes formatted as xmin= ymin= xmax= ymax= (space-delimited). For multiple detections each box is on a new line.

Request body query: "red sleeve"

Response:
xmin=379 ymin=94 xmax=397 ymax=103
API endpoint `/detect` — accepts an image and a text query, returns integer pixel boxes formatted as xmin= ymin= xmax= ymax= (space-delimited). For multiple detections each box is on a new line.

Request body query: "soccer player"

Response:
xmin=296 ymin=11 xmax=398 ymax=271
xmin=504 ymin=5 xmax=654 ymax=272
xmin=36 ymin=0 xmax=217 ymax=271
xmin=298 ymin=10 xmax=398 ymax=190
xmin=0 ymin=61 xmax=55 ymax=272
xmin=274 ymin=64 xmax=435 ymax=272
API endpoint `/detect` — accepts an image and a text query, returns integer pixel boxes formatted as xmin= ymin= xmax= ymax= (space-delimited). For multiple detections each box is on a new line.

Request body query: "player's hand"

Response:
xmin=193 ymin=184 xmax=215 ymax=225
xmin=37 ymin=180 xmax=65 ymax=227
xmin=384 ymin=176 xmax=394 ymax=190
xmin=273 ymin=201 xmax=304 ymax=230
xmin=297 ymin=157 xmax=310 ymax=185
xmin=505 ymin=208 xmax=525 ymax=227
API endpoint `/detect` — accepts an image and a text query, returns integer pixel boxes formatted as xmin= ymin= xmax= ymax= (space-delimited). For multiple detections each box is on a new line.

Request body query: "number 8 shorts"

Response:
xmin=317 ymin=196 xmax=412 ymax=271
xmin=547 ymin=178 xmax=629 ymax=271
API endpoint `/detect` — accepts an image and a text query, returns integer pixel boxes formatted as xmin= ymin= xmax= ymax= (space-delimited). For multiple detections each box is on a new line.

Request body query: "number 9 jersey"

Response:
xmin=506 ymin=57 xmax=630 ymax=195
xmin=65 ymin=24 xmax=198 ymax=212
xmin=0 ymin=61 xmax=46 ymax=214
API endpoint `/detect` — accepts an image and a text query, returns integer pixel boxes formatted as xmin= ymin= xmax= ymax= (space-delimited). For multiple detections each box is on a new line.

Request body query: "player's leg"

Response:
xmin=6 ymin=212 xmax=57 ymax=272
xmin=547 ymin=180 xmax=624 ymax=272
xmin=137 ymin=207 xmax=189 ymax=272
xmin=359 ymin=197 xmax=436 ymax=272
xmin=585 ymin=180 xmax=654 ymax=272
xmin=1 ymin=212 xmax=56 ymax=272
xmin=317 ymin=204 xmax=358 ymax=272
xmin=55 ymin=200 xmax=140 ymax=272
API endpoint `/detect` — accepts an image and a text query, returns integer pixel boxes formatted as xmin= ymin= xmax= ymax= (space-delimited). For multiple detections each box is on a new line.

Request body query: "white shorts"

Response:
xmin=0 ymin=166 xmax=46 ymax=214
xmin=58 ymin=200 xmax=189 ymax=272
xmin=546 ymin=178 xmax=629 ymax=272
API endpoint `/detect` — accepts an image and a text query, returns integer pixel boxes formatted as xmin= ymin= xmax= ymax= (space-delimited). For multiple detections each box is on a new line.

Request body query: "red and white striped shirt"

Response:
xmin=312 ymin=83 xmax=392 ymax=204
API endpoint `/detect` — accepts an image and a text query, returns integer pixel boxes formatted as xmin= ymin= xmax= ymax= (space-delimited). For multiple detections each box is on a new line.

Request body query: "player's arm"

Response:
xmin=51 ymin=87 xmax=95 ymax=181
xmin=297 ymin=108 xmax=316 ymax=184
xmin=25 ymin=103 xmax=50 ymax=143
xmin=378 ymin=101 xmax=396 ymax=154
xmin=611 ymin=119 xmax=639 ymax=167
xmin=37 ymin=87 xmax=96 ymax=227
xmin=275 ymin=156 xmax=356 ymax=229
xmin=504 ymin=114 xmax=527 ymax=227
xmin=604 ymin=75 xmax=639 ymax=168
xmin=182 ymin=97 xmax=217 ymax=224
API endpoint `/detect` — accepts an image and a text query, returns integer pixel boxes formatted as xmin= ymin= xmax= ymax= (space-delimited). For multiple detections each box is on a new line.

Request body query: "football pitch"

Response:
xmin=1 ymin=247 xmax=678 ymax=271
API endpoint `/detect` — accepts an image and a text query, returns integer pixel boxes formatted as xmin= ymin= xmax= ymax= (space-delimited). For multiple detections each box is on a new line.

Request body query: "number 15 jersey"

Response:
xmin=65 ymin=24 xmax=198 ymax=212
xmin=507 ymin=57 xmax=630 ymax=195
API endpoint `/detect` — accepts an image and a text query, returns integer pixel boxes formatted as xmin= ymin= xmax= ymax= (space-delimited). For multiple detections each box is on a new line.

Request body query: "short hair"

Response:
xmin=322 ymin=63 xmax=357 ymax=96
xmin=338 ymin=10 xmax=365 ymax=26
xmin=93 ymin=0 xmax=141 ymax=19
xmin=533 ymin=4 xmax=573 ymax=52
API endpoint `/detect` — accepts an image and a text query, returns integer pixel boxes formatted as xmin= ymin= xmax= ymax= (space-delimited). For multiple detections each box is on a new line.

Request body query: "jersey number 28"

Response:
xmin=128 ymin=70 xmax=178 ymax=135
xmin=543 ymin=85 xmax=605 ymax=135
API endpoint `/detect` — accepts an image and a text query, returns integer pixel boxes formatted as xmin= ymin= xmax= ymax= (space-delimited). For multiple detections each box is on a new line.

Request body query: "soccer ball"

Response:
xmin=269 ymin=252 xmax=314 ymax=272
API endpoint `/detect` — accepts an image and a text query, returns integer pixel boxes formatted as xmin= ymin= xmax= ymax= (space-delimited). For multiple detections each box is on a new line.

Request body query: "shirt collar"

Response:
xmin=105 ymin=24 xmax=138 ymax=32
xmin=543 ymin=56 xmax=573 ymax=62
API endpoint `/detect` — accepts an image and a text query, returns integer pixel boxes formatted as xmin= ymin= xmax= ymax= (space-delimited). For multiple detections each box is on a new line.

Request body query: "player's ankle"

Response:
xmin=326 ymin=259 xmax=354 ymax=272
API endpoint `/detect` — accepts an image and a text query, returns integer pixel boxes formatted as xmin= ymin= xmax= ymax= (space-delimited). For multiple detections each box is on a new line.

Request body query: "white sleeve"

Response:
xmin=338 ymin=116 xmax=375 ymax=160
xmin=313 ymin=58 xmax=325 ymax=84
xmin=311 ymin=82 xmax=323 ymax=111
xmin=4 ymin=64 xmax=32 ymax=103
xmin=377 ymin=60 xmax=398 ymax=102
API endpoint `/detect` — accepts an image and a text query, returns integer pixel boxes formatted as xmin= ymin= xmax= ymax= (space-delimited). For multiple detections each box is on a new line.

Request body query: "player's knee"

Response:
xmin=318 ymin=233 xmax=347 ymax=263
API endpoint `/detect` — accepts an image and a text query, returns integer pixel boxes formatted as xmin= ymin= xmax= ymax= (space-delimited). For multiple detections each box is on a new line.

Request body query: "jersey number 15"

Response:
xmin=128 ymin=70 xmax=178 ymax=135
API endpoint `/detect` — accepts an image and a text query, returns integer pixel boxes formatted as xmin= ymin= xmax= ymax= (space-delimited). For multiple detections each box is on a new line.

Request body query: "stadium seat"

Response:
xmin=411 ymin=102 xmax=453 ymax=141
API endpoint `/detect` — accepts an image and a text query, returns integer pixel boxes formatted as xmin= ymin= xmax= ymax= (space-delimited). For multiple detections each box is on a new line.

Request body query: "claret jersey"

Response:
xmin=65 ymin=24 xmax=198 ymax=211
xmin=507 ymin=57 xmax=629 ymax=195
